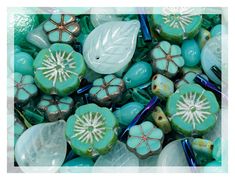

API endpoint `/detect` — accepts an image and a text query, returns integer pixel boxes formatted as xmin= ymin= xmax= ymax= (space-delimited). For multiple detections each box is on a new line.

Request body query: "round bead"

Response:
xmin=181 ymin=39 xmax=201 ymax=67
xmin=14 ymin=52 xmax=34 ymax=76
xmin=210 ymin=24 xmax=222 ymax=37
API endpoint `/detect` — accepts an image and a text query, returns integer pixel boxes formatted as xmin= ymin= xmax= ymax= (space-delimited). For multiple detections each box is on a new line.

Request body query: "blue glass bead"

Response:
xmin=181 ymin=39 xmax=201 ymax=67
xmin=123 ymin=61 xmax=152 ymax=89
xmin=114 ymin=102 xmax=144 ymax=126
xmin=14 ymin=52 xmax=34 ymax=76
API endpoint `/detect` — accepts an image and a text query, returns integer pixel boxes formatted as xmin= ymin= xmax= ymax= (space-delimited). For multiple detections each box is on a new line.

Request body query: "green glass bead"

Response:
xmin=37 ymin=95 xmax=74 ymax=122
xmin=113 ymin=102 xmax=144 ymax=126
xmin=23 ymin=108 xmax=44 ymax=125
xmin=152 ymin=8 xmax=202 ymax=43
xmin=210 ymin=24 xmax=224 ymax=37
xmin=151 ymin=74 xmax=174 ymax=99
xmin=13 ymin=14 xmax=39 ymax=45
xmin=205 ymin=160 xmax=221 ymax=167
xmin=131 ymin=88 xmax=151 ymax=105
xmin=181 ymin=39 xmax=201 ymax=67
xmin=151 ymin=106 xmax=172 ymax=134
xmin=14 ymin=116 xmax=26 ymax=145
xmin=123 ymin=61 xmax=152 ymax=89
xmin=34 ymin=43 xmax=86 ymax=96
xmin=127 ymin=121 xmax=164 ymax=159
xmin=62 ymin=157 xmax=94 ymax=167
xmin=44 ymin=14 xmax=80 ymax=44
xmin=166 ymin=84 xmax=219 ymax=136
xmin=89 ymin=75 xmax=125 ymax=106
xmin=192 ymin=138 xmax=213 ymax=157
xmin=150 ymin=41 xmax=184 ymax=78
xmin=14 ymin=52 xmax=34 ymax=76
xmin=65 ymin=103 xmax=118 ymax=158
xmin=182 ymin=66 xmax=203 ymax=74
xmin=195 ymin=28 xmax=211 ymax=49
xmin=26 ymin=23 xmax=51 ymax=49
xmin=212 ymin=137 xmax=221 ymax=162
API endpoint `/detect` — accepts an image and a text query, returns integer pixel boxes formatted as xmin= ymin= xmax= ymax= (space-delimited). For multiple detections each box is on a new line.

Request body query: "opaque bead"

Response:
xmin=14 ymin=52 xmax=34 ymax=76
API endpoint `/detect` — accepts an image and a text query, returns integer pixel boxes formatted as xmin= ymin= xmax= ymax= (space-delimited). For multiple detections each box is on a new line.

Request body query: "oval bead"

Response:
xmin=195 ymin=28 xmax=211 ymax=49
xmin=114 ymin=102 xmax=144 ymax=126
xmin=14 ymin=52 xmax=34 ymax=76
xmin=123 ymin=61 xmax=152 ymax=89
xmin=181 ymin=39 xmax=201 ymax=67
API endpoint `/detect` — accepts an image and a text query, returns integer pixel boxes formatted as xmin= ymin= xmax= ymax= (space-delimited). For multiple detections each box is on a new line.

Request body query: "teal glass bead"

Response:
xmin=65 ymin=104 xmax=118 ymax=157
xmin=151 ymin=74 xmax=174 ymax=99
xmin=195 ymin=28 xmax=211 ymax=49
xmin=205 ymin=160 xmax=221 ymax=167
xmin=150 ymin=41 xmax=184 ymax=78
xmin=14 ymin=52 xmax=34 ymax=76
xmin=123 ymin=61 xmax=152 ymax=89
xmin=89 ymin=75 xmax=125 ymax=106
xmin=127 ymin=121 xmax=164 ymax=159
xmin=181 ymin=39 xmax=201 ymax=67
xmin=26 ymin=23 xmax=51 ymax=49
xmin=131 ymin=88 xmax=151 ymax=105
xmin=23 ymin=108 xmax=44 ymax=125
xmin=210 ymin=24 xmax=226 ymax=37
xmin=13 ymin=14 xmax=39 ymax=46
xmin=14 ymin=116 xmax=26 ymax=145
xmin=63 ymin=157 xmax=94 ymax=167
xmin=13 ymin=72 xmax=38 ymax=104
xmin=34 ymin=43 xmax=86 ymax=96
xmin=37 ymin=95 xmax=74 ymax=122
xmin=166 ymin=84 xmax=219 ymax=136
xmin=44 ymin=14 xmax=80 ymax=44
xmin=113 ymin=102 xmax=144 ymax=126
xmin=201 ymin=36 xmax=221 ymax=84
xmin=152 ymin=8 xmax=202 ymax=43
xmin=212 ymin=137 xmax=221 ymax=162
xmin=14 ymin=45 xmax=22 ymax=53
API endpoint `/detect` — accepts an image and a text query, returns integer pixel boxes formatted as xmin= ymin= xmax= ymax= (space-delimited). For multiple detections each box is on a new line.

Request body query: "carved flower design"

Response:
xmin=37 ymin=95 xmax=74 ymax=122
xmin=150 ymin=41 xmax=185 ymax=78
xmin=166 ymin=84 xmax=219 ymax=136
xmin=127 ymin=121 xmax=164 ymax=159
xmin=10 ymin=72 xmax=38 ymax=104
xmin=44 ymin=14 xmax=80 ymax=43
xmin=89 ymin=75 xmax=125 ymax=106
xmin=34 ymin=43 xmax=86 ymax=96
xmin=65 ymin=104 xmax=118 ymax=157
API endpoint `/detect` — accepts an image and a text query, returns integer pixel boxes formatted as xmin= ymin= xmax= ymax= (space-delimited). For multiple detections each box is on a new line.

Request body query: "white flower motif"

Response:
xmin=172 ymin=90 xmax=211 ymax=129
xmin=71 ymin=112 xmax=106 ymax=144
xmin=36 ymin=49 xmax=78 ymax=87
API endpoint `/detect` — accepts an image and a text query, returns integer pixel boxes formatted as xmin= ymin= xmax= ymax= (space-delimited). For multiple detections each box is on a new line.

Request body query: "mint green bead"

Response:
xmin=14 ymin=52 xmax=34 ymax=76
xmin=212 ymin=137 xmax=221 ymax=162
xmin=63 ymin=157 xmax=94 ymax=166
xmin=123 ymin=61 xmax=152 ymax=89
xmin=181 ymin=39 xmax=201 ymax=67
xmin=114 ymin=102 xmax=144 ymax=126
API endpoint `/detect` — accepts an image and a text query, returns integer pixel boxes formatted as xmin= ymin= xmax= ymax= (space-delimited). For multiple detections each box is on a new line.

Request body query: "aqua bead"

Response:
xmin=210 ymin=24 xmax=222 ymax=37
xmin=14 ymin=45 xmax=22 ymax=53
xmin=113 ymin=102 xmax=144 ymax=126
xmin=181 ymin=39 xmax=201 ymax=67
xmin=63 ymin=157 xmax=94 ymax=167
xmin=205 ymin=160 xmax=221 ymax=167
xmin=212 ymin=137 xmax=221 ymax=162
xmin=195 ymin=28 xmax=211 ymax=49
xmin=14 ymin=52 xmax=34 ymax=76
xmin=123 ymin=61 xmax=152 ymax=89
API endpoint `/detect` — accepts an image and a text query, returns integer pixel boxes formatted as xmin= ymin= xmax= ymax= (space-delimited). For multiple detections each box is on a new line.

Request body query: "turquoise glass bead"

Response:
xmin=63 ymin=157 xmax=94 ymax=166
xmin=210 ymin=24 xmax=222 ymax=37
xmin=113 ymin=102 xmax=144 ymax=126
xmin=212 ymin=137 xmax=221 ymax=162
xmin=195 ymin=28 xmax=211 ymax=49
xmin=14 ymin=52 xmax=34 ymax=76
xmin=123 ymin=61 xmax=152 ymax=89
xmin=205 ymin=160 xmax=221 ymax=167
xmin=201 ymin=36 xmax=221 ymax=84
xmin=14 ymin=45 xmax=22 ymax=53
xmin=131 ymin=88 xmax=151 ymax=105
xmin=181 ymin=39 xmax=201 ymax=67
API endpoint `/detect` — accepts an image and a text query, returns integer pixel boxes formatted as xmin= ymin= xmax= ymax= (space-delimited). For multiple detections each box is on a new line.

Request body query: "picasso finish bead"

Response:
xmin=89 ymin=75 xmax=125 ymax=106
xmin=212 ymin=137 xmax=221 ymax=162
xmin=195 ymin=28 xmax=211 ymax=49
xmin=34 ymin=43 xmax=86 ymax=96
xmin=166 ymin=84 xmax=219 ymax=136
xmin=65 ymin=104 xmax=118 ymax=157
xmin=181 ymin=39 xmax=201 ymax=67
xmin=44 ymin=14 xmax=80 ymax=44
xmin=150 ymin=41 xmax=184 ymax=78
xmin=123 ymin=61 xmax=152 ymax=89
xmin=151 ymin=74 xmax=174 ymax=99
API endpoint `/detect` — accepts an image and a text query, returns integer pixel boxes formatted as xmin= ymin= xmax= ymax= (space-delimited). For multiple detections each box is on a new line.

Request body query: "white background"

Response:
xmin=0 ymin=0 xmax=234 ymax=179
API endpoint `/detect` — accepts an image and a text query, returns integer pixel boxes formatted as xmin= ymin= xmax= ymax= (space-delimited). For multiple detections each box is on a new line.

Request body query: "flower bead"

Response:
xmin=44 ymin=14 xmax=80 ymax=44
xmin=89 ymin=75 xmax=125 ymax=106
xmin=166 ymin=84 xmax=219 ymax=136
xmin=34 ymin=43 xmax=86 ymax=96
xmin=65 ymin=103 xmax=118 ymax=157
xmin=37 ymin=95 xmax=74 ymax=122
xmin=150 ymin=41 xmax=185 ymax=78
xmin=11 ymin=72 xmax=38 ymax=104
xmin=127 ymin=121 xmax=164 ymax=159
